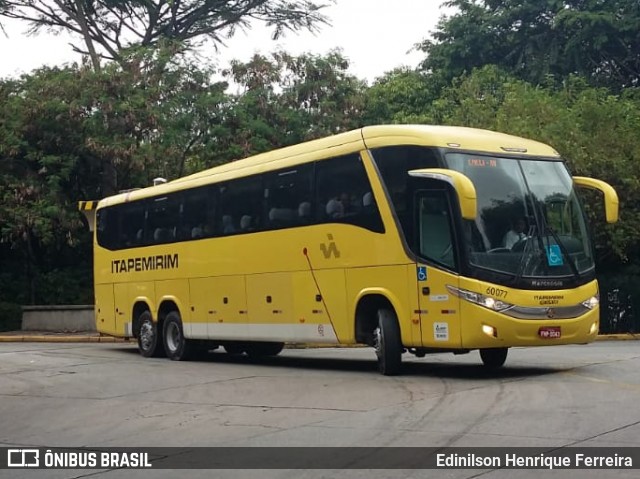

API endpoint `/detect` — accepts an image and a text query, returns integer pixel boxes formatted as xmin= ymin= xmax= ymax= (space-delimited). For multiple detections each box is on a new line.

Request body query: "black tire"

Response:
xmin=480 ymin=348 xmax=508 ymax=369
xmin=137 ymin=310 xmax=165 ymax=358
xmin=374 ymin=308 xmax=403 ymax=376
xmin=162 ymin=311 xmax=194 ymax=361
xmin=245 ymin=342 xmax=285 ymax=358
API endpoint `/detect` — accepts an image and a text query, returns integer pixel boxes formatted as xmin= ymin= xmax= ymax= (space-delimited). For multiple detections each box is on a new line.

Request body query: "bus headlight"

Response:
xmin=446 ymin=285 xmax=513 ymax=312
xmin=582 ymin=295 xmax=599 ymax=310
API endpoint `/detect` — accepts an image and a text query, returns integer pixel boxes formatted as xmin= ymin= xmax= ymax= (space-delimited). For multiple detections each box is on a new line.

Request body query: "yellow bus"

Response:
xmin=82 ymin=125 xmax=618 ymax=375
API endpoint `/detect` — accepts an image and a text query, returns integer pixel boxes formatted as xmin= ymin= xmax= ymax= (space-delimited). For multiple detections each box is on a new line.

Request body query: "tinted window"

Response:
xmin=96 ymin=207 xmax=119 ymax=250
xmin=218 ymin=176 xmax=264 ymax=235
xmin=147 ymin=195 xmax=181 ymax=245
xmin=315 ymin=154 xmax=384 ymax=233
xmin=372 ymin=145 xmax=440 ymax=216
xmin=97 ymin=152 xmax=390 ymax=251
xmin=371 ymin=146 xmax=440 ymax=244
xmin=181 ymin=187 xmax=215 ymax=239
xmin=265 ymin=164 xmax=314 ymax=229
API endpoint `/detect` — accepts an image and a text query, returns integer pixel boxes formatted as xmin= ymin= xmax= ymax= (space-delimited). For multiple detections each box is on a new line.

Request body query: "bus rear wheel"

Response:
xmin=137 ymin=311 xmax=165 ymax=358
xmin=373 ymin=308 xmax=402 ymax=376
xmin=480 ymin=348 xmax=508 ymax=369
xmin=163 ymin=311 xmax=195 ymax=361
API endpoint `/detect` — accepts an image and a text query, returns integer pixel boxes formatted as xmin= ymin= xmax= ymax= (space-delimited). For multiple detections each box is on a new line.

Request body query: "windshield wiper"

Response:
xmin=513 ymin=223 xmax=540 ymax=285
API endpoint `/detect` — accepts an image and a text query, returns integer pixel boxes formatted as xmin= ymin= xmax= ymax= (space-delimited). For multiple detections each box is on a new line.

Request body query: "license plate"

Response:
xmin=539 ymin=326 xmax=561 ymax=339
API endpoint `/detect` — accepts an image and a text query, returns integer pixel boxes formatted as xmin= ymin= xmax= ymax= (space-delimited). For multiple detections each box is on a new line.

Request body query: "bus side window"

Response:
xmin=181 ymin=187 xmax=211 ymax=240
xmin=120 ymin=203 xmax=146 ymax=248
xmin=96 ymin=207 xmax=120 ymax=250
xmin=265 ymin=163 xmax=313 ymax=230
xmin=370 ymin=145 xmax=440 ymax=246
xmin=218 ymin=176 xmax=264 ymax=236
xmin=146 ymin=195 xmax=180 ymax=245
xmin=315 ymin=154 xmax=384 ymax=233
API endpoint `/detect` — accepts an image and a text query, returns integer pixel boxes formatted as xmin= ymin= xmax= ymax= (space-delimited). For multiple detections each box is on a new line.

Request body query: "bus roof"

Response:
xmin=98 ymin=124 xmax=561 ymax=207
xmin=361 ymin=125 xmax=560 ymax=157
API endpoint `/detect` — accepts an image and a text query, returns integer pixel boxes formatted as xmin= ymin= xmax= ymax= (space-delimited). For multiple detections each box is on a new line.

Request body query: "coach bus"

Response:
xmin=81 ymin=125 xmax=618 ymax=375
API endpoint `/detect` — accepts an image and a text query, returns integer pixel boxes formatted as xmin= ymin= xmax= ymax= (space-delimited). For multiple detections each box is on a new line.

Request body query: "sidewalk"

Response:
xmin=0 ymin=331 xmax=637 ymax=343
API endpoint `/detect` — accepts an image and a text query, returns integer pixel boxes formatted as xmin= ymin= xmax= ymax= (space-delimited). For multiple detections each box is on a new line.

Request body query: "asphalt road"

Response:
xmin=1 ymin=341 xmax=639 ymax=479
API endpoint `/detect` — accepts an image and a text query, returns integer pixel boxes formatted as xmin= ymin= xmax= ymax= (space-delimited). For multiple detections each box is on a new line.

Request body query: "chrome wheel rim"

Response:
xmin=140 ymin=321 xmax=154 ymax=351
xmin=166 ymin=322 xmax=180 ymax=353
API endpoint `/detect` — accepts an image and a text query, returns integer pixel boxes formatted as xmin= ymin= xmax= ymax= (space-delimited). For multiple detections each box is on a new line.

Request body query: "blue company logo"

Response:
xmin=546 ymin=245 xmax=564 ymax=266
xmin=417 ymin=266 xmax=427 ymax=281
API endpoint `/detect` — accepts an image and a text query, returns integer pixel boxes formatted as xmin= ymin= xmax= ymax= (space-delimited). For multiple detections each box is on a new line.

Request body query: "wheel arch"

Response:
xmin=354 ymin=288 xmax=404 ymax=346
xmin=157 ymin=296 xmax=183 ymax=327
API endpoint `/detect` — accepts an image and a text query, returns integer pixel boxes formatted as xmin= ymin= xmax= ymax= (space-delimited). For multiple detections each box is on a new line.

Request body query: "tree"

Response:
xmin=362 ymin=68 xmax=445 ymax=125
xmin=0 ymin=58 xmax=228 ymax=303
xmin=218 ymin=49 xmax=366 ymax=161
xmin=0 ymin=0 xmax=332 ymax=70
xmin=418 ymin=0 xmax=640 ymax=90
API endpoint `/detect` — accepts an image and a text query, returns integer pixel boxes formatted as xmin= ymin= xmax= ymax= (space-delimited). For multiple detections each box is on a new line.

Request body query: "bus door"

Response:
xmin=415 ymin=189 xmax=462 ymax=348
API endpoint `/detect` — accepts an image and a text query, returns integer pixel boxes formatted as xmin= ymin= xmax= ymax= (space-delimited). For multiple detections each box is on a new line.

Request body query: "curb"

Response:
xmin=595 ymin=333 xmax=639 ymax=341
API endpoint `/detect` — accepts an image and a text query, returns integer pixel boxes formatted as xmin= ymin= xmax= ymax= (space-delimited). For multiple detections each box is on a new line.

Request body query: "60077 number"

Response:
xmin=486 ymin=287 xmax=508 ymax=298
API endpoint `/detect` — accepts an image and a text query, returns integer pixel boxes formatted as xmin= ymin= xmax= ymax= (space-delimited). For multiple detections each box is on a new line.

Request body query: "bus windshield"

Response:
xmin=445 ymin=153 xmax=594 ymax=278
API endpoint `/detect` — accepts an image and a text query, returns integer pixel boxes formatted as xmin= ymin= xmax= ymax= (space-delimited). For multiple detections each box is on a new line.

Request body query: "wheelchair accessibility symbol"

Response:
xmin=417 ymin=266 xmax=427 ymax=282
xmin=546 ymin=245 xmax=564 ymax=266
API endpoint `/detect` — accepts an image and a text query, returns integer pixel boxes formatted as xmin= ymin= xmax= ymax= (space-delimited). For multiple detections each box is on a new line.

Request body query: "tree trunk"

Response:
xmin=74 ymin=0 xmax=102 ymax=72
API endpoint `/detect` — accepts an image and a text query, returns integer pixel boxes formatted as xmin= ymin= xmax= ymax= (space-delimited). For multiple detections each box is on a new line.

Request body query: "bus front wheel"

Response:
xmin=163 ymin=311 xmax=194 ymax=361
xmin=374 ymin=308 xmax=402 ymax=376
xmin=480 ymin=348 xmax=508 ymax=369
xmin=137 ymin=311 xmax=165 ymax=358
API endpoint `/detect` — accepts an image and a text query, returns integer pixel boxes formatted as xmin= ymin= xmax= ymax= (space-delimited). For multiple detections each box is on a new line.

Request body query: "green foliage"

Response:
xmin=362 ymin=68 xmax=445 ymax=125
xmin=0 ymin=302 xmax=22 ymax=332
xmin=419 ymin=0 xmax=640 ymax=91
xmin=219 ymin=49 xmax=367 ymax=159
xmin=0 ymin=51 xmax=228 ymax=304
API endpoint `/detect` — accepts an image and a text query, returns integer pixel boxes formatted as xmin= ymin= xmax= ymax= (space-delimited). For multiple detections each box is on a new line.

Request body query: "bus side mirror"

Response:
xmin=408 ymin=168 xmax=477 ymax=220
xmin=572 ymin=177 xmax=619 ymax=223
xmin=78 ymin=201 xmax=98 ymax=231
